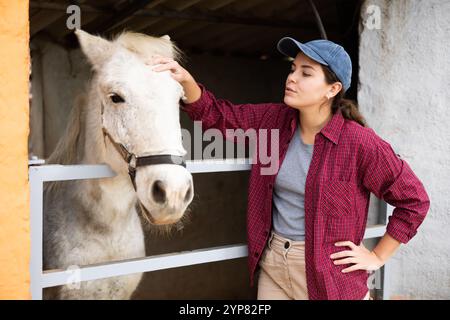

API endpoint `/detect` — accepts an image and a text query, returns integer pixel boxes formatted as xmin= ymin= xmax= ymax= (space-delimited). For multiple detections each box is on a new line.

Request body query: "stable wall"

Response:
xmin=359 ymin=0 xmax=449 ymax=299
xmin=0 ymin=0 xmax=31 ymax=300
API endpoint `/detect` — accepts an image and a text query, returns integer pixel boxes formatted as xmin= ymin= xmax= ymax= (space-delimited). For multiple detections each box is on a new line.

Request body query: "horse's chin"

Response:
xmin=137 ymin=202 xmax=182 ymax=226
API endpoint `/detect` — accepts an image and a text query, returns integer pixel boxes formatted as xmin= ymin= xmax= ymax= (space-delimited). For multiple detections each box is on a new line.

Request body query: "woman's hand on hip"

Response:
xmin=330 ymin=241 xmax=384 ymax=273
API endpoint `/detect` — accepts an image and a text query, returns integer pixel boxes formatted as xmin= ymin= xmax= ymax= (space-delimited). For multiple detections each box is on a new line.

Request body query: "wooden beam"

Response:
xmin=110 ymin=16 xmax=163 ymax=34
xmin=84 ymin=0 xmax=155 ymax=33
xmin=137 ymin=8 xmax=318 ymax=29
xmin=207 ymin=26 xmax=260 ymax=49
xmin=152 ymin=19 xmax=191 ymax=35
xmin=179 ymin=23 xmax=242 ymax=48
xmin=120 ymin=0 xmax=200 ymax=33
xmin=170 ymin=0 xmax=203 ymax=11
xmin=252 ymin=0 xmax=295 ymax=18
xmin=143 ymin=19 xmax=188 ymax=36
xmin=206 ymin=0 xmax=241 ymax=11
xmin=30 ymin=1 xmax=320 ymax=31
xmin=145 ymin=0 xmax=167 ymax=9
xmin=229 ymin=27 xmax=280 ymax=51
xmin=277 ymin=1 xmax=308 ymax=21
xmin=166 ymin=21 xmax=211 ymax=40
xmin=231 ymin=0 xmax=270 ymax=13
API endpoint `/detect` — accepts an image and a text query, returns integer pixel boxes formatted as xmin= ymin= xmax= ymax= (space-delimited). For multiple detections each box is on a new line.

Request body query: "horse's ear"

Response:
xmin=160 ymin=35 xmax=170 ymax=41
xmin=75 ymin=29 xmax=114 ymax=68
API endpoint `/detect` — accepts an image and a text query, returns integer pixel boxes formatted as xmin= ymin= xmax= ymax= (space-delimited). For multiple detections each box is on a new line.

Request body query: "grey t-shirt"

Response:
xmin=272 ymin=125 xmax=314 ymax=241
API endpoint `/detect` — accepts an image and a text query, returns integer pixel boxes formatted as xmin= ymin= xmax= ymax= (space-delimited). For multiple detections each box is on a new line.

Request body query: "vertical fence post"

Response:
xmin=29 ymin=166 xmax=43 ymax=300
xmin=378 ymin=200 xmax=394 ymax=300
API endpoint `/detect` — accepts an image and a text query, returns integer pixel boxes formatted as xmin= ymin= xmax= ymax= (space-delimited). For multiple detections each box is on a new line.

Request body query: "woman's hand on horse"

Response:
xmin=151 ymin=56 xmax=192 ymax=84
xmin=330 ymin=241 xmax=384 ymax=273
xmin=151 ymin=55 xmax=202 ymax=104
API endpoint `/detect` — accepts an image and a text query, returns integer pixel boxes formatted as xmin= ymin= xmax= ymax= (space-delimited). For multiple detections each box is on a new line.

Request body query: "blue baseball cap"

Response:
xmin=277 ymin=37 xmax=352 ymax=93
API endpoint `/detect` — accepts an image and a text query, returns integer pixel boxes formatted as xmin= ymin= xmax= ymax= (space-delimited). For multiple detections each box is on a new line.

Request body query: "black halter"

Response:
xmin=102 ymin=128 xmax=186 ymax=190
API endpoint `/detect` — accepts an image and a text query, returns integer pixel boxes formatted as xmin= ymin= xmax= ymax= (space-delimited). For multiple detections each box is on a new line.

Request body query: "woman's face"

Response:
xmin=284 ymin=52 xmax=336 ymax=110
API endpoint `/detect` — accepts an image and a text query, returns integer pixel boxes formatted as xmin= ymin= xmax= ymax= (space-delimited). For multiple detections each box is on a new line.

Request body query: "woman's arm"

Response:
xmin=372 ymin=233 xmax=401 ymax=264
xmin=360 ymin=129 xmax=430 ymax=244
xmin=151 ymin=56 xmax=280 ymax=133
xmin=331 ymin=129 xmax=430 ymax=272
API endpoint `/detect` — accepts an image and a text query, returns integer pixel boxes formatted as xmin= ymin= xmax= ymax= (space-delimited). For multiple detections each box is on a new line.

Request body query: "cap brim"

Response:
xmin=277 ymin=37 xmax=329 ymax=66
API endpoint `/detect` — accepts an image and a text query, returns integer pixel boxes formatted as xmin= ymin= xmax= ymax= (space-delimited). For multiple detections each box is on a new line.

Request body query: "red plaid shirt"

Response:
xmin=181 ymin=84 xmax=430 ymax=300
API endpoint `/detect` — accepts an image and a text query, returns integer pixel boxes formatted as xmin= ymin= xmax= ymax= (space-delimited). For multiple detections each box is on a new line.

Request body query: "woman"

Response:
xmin=151 ymin=37 xmax=430 ymax=300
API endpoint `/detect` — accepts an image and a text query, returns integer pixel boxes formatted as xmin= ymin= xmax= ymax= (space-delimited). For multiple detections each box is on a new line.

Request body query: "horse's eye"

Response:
xmin=110 ymin=94 xmax=125 ymax=104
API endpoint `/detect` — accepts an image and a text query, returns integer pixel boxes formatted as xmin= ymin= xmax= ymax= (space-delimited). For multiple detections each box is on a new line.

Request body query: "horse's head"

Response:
xmin=75 ymin=29 xmax=193 ymax=225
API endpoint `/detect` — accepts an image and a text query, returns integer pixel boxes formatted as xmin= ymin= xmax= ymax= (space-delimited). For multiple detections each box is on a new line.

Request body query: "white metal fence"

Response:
xmin=29 ymin=159 xmax=393 ymax=300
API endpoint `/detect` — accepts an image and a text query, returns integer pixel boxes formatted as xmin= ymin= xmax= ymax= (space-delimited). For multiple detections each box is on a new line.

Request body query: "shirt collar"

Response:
xmin=288 ymin=107 xmax=345 ymax=145
xmin=319 ymin=111 xmax=345 ymax=145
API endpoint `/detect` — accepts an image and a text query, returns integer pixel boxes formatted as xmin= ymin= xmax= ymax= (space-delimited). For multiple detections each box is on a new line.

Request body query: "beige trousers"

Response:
xmin=257 ymin=232 xmax=370 ymax=300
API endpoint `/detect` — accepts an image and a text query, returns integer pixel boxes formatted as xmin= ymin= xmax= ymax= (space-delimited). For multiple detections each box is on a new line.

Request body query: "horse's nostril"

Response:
xmin=184 ymin=184 xmax=192 ymax=203
xmin=152 ymin=180 xmax=166 ymax=204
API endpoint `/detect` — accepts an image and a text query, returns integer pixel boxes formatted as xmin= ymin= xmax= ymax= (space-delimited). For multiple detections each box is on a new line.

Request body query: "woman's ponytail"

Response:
xmin=322 ymin=66 xmax=368 ymax=128
xmin=333 ymin=92 xmax=368 ymax=127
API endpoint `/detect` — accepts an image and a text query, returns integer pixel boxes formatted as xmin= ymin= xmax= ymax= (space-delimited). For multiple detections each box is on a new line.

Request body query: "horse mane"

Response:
xmin=114 ymin=31 xmax=183 ymax=62
xmin=47 ymin=94 xmax=86 ymax=165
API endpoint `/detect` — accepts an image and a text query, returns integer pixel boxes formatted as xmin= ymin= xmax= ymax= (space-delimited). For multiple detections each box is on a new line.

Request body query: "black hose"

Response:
xmin=307 ymin=0 xmax=328 ymax=40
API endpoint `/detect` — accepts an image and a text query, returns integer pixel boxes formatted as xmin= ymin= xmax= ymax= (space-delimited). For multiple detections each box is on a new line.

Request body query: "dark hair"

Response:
xmin=321 ymin=65 xmax=368 ymax=127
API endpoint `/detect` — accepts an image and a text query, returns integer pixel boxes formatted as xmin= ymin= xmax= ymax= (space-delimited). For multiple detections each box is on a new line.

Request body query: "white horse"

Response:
xmin=43 ymin=29 xmax=194 ymax=299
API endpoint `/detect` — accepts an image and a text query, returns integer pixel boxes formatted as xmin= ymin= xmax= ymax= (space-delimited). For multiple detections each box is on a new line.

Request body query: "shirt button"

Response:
xmin=268 ymin=183 xmax=273 ymax=189
xmin=284 ymin=241 xmax=290 ymax=249
xmin=254 ymin=251 xmax=259 ymax=257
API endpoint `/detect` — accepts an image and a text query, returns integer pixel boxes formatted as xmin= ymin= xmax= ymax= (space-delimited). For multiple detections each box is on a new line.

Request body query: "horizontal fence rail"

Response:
xmin=41 ymin=226 xmax=386 ymax=289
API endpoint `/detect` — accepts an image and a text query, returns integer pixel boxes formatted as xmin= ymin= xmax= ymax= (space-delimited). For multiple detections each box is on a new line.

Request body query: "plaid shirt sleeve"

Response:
xmin=180 ymin=83 xmax=276 ymax=132
xmin=360 ymin=129 xmax=430 ymax=244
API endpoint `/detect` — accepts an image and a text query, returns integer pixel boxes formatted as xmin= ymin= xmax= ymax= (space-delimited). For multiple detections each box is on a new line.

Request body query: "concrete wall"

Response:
xmin=30 ymin=37 xmax=91 ymax=158
xmin=0 ymin=0 xmax=30 ymax=300
xmin=359 ymin=0 xmax=450 ymax=299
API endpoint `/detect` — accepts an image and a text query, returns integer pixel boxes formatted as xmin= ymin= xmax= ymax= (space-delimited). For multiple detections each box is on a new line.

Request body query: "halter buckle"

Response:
xmin=128 ymin=154 xmax=137 ymax=170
